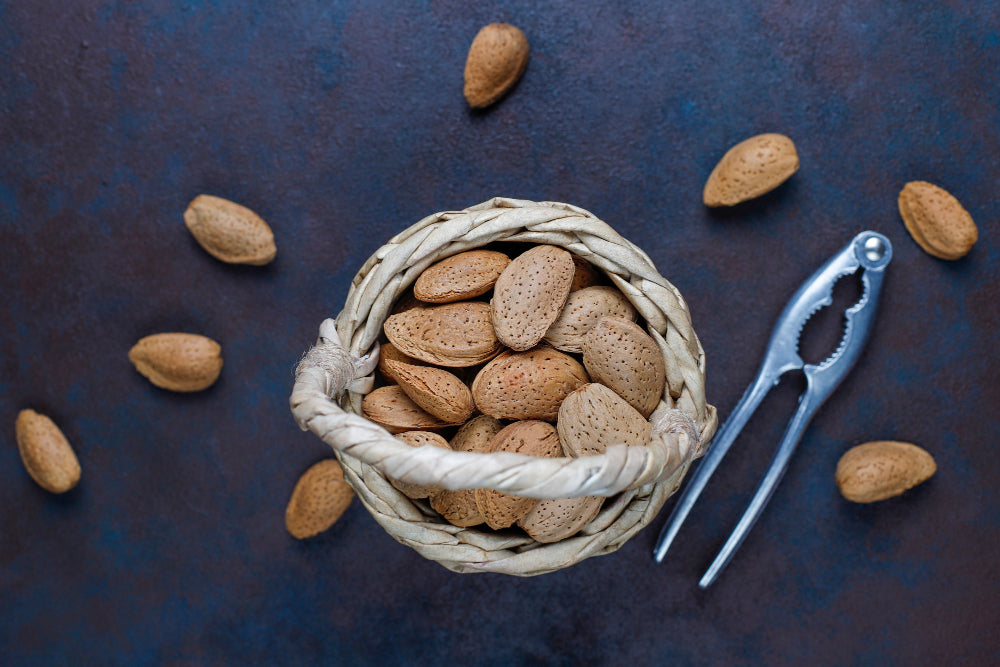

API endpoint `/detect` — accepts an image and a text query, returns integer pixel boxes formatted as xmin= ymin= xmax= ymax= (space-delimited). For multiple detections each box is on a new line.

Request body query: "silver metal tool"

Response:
xmin=652 ymin=230 xmax=893 ymax=587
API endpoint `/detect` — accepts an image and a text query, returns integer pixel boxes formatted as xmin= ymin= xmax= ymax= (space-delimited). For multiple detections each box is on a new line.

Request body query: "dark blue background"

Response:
xmin=2 ymin=1 xmax=998 ymax=664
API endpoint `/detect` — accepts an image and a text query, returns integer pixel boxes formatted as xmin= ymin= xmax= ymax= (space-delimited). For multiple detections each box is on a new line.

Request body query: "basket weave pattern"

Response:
xmin=290 ymin=197 xmax=718 ymax=575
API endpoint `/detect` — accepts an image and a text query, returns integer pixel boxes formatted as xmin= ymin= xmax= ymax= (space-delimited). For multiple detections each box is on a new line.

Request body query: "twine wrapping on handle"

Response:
xmin=289 ymin=197 xmax=718 ymax=575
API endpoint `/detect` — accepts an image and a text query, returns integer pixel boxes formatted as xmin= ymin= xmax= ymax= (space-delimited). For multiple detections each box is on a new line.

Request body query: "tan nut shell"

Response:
xmin=582 ymin=317 xmax=666 ymax=418
xmin=15 ymin=409 xmax=81 ymax=493
xmin=703 ymin=133 xmax=799 ymax=206
xmin=285 ymin=459 xmax=354 ymax=539
xmin=377 ymin=342 xmax=425 ymax=384
xmin=543 ymin=286 xmax=638 ymax=353
xmin=413 ymin=250 xmax=511 ymax=303
xmin=475 ymin=421 xmax=562 ymax=529
xmin=384 ymin=359 xmax=474 ymax=424
xmin=570 ymin=254 xmax=602 ymax=292
xmin=557 ymin=383 xmax=652 ymax=457
xmin=429 ymin=415 xmax=503 ymax=527
xmin=836 ymin=440 xmax=936 ymax=503
xmin=518 ymin=495 xmax=604 ymax=544
xmin=128 ymin=333 xmax=223 ymax=392
xmin=898 ymin=181 xmax=978 ymax=260
xmin=491 ymin=245 xmax=575 ymax=351
xmin=391 ymin=290 xmax=427 ymax=316
xmin=183 ymin=194 xmax=276 ymax=265
xmin=463 ymin=23 xmax=530 ymax=109
xmin=361 ymin=385 xmax=450 ymax=433
xmin=390 ymin=431 xmax=452 ymax=499
xmin=472 ymin=347 xmax=589 ymax=422
xmin=384 ymin=301 xmax=502 ymax=367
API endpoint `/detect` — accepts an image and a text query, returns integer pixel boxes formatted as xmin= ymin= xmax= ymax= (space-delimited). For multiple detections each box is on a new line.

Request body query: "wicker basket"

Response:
xmin=289 ymin=197 xmax=718 ymax=575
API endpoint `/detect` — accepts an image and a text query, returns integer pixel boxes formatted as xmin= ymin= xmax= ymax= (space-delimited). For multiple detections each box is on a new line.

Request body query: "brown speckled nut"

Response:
xmin=463 ymin=23 xmax=530 ymax=109
xmin=285 ymin=459 xmax=354 ymax=539
xmin=383 ymin=302 xmax=501 ymax=367
xmin=390 ymin=432 xmax=452 ymax=499
xmin=582 ymin=316 xmax=667 ymax=418
xmin=491 ymin=245 xmax=575 ymax=351
xmin=184 ymin=194 xmax=276 ymax=265
xmin=384 ymin=360 xmax=474 ymax=424
xmin=471 ymin=347 xmax=588 ymax=422
xmin=429 ymin=416 xmax=503 ymax=527
xmin=289 ymin=198 xmax=719 ymax=576
xmin=474 ymin=421 xmax=562 ymax=530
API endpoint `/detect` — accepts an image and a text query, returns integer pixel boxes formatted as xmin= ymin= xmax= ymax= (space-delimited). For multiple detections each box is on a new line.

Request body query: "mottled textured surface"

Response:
xmin=2 ymin=1 xmax=998 ymax=664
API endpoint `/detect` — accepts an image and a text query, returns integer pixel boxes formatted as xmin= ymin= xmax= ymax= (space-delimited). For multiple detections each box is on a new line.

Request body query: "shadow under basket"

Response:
xmin=290 ymin=197 xmax=718 ymax=576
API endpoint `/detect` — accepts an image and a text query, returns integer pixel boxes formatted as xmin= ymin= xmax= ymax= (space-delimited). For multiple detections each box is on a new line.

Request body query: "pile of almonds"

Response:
xmin=360 ymin=244 xmax=670 ymax=543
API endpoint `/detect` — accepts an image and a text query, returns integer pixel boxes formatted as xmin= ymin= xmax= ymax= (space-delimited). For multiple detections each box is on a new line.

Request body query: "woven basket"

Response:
xmin=290 ymin=197 xmax=718 ymax=576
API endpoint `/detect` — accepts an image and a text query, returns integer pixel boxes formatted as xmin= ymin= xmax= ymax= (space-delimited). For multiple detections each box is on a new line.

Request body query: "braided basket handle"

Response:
xmin=290 ymin=321 xmax=700 ymax=498
xmin=289 ymin=198 xmax=718 ymax=499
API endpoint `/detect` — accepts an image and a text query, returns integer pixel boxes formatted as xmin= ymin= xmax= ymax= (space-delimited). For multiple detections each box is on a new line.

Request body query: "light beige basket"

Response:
xmin=289 ymin=197 xmax=718 ymax=575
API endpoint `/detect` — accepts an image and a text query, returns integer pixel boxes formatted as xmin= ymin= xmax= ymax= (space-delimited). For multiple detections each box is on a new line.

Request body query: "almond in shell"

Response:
xmin=384 ymin=359 xmax=474 ymax=424
xmin=570 ymin=254 xmax=602 ymax=291
xmin=898 ymin=181 xmax=978 ymax=260
xmin=836 ymin=440 xmax=936 ymax=503
xmin=15 ymin=409 xmax=81 ymax=494
xmin=463 ymin=23 xmax=530 ymax=109
xmin=475 ymin=420 xmax=562 ymax=529
xmin=582 ymin=317 xmax=666 ymax=418
xmin=362 ymin=385 xmax=450 ymax=433
xmin=703 ymin=133 xmax=799 ymax=207
xmin=384 ymin=301 xmax=501 ymax=367
xmin=429 ymin=415 xmax=503 ymax=527
xmin=413 ymin=250 xmax=511 ymax=303
xmin=391 ymin=289 xmax=427 ymax=315
xmin=557 ymin=383 xmax=652 ymax=457
xmin=543 ymin=286 xmax=637 ymax=353
xmin=128 ymin=332 xmax=223 ymax=392
xmin=472 ymin=347 xmax=589 ymax=422
xmin=377 ymin=342 xmax=425 ymax=384
xmin=285 ymin=459 xmax=354 ymax=539
xmin=391 ymin=431 xmax=452 ymax=499
xmin=491 ymin=245 xmax=575 ymax=351
xmin=518 ymin=495 xmax=604 ymax=544
xmin=184 ymin=194 xmax=276 ymax=265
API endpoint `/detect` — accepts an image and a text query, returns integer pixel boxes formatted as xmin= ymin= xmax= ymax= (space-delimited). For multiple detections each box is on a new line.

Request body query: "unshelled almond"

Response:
xmin=377 ymin=342 xmax=425 ymax=384
xmin=543 ymin=286 xmax=637 ymax=353
xmin=362 ymin=385 xmax=450 ymax=433
xmin=491 ymin=245 xmax=575 ymax=351
xmin=558 ymin=383 xmax=651 ymax=457
xmin=15 ymin=409 xmax=81 ymax=493
xmin=582 ymin=317 xmax=666 ymax=417
xmin=703 ymin=133 xmax=799 ymax=207
xmin=475 ymin=421 xmax=561 ymax=530
xmin=570 ymin=254 xmax=601 ymax=291
xmin=184 ymin=194 xmax=276 ymax=265
xmin=898 ymin=181 xmax=978 ymax=260
xmin=836 ymin=440 xmax=936 ymax=503
xmin=391 ymin=289 xmax=427 ymax=315
xmin=414 ymin=250 xmax=511 ymax=303
xmin=384 ymin=301 xmax=501 ymax=367
xmin=285 ymin=459 xmax=354 ymax=539
xmin=384 ymin=360 xmax=474 ymax=424
xmin=472 ymin=347 xmax=589 ymax=421
xmin=430 ymin=415 xmax=503 ymax=527
xmin=128 ymin=333 xmax=223 ymax=392
xmin=391 ymin=431 xmax=452 ymax=499
xmin=518 ymin=495 xmax=604 ymax=544
xmin=464 ymin=23 xmax=529 ymax=109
